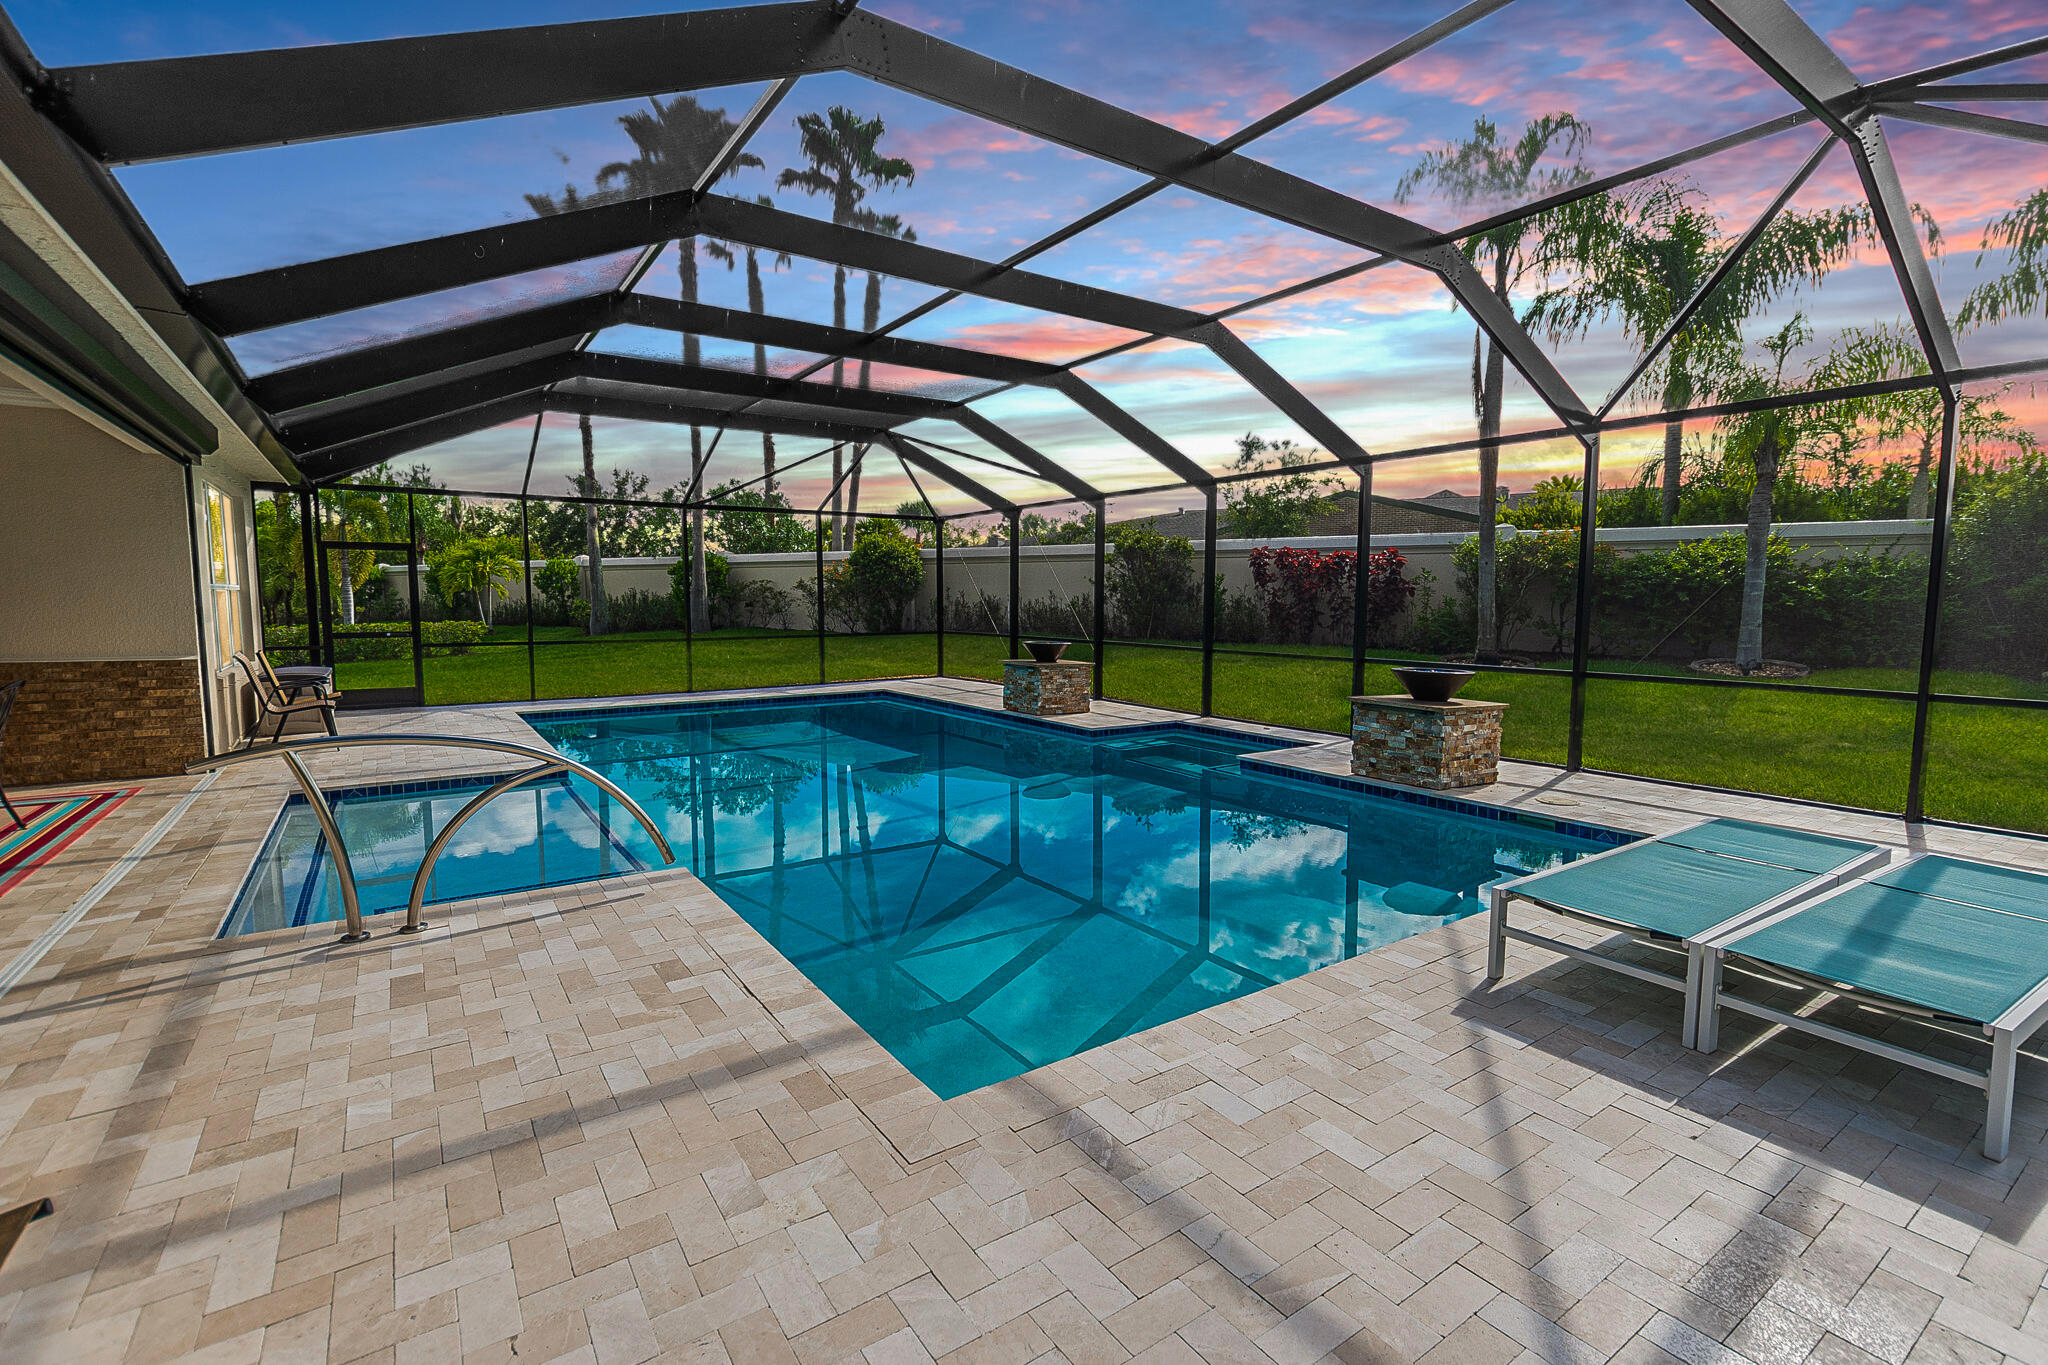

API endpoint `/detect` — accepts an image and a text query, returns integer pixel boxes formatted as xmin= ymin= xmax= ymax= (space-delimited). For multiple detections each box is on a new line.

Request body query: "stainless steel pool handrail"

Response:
xmin=188 ymin=735 xmax=674 ymax=941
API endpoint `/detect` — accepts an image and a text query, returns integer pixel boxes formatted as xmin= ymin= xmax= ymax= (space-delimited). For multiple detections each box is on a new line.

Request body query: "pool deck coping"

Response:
xmin=0 ymin=675 xmax=2042 ymax=1364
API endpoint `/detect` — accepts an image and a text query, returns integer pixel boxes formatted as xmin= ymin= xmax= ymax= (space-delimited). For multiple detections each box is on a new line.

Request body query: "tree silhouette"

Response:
xmin=1704 ymin=315 xmax=1815 ymax=672
xmin=1528 ymin=173 xmax=1913 ymax=524
xmin=844 ymin=206 xmax=918 ymax=544
xmin=778 ymin=106 xmax=915 ymax=549
xmin=1395 ymin=115 xmax=1591 ymax=662
xmin=739 ymin=195 xmax=794 ymax=492
xmin=1811 ymin=321 xmax=2037 ymax=519
xmin=1959 ymin=187 xmax=2048 ymax=330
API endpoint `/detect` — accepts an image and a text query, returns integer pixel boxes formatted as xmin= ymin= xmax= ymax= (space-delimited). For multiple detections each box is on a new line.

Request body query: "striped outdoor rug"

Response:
xmin=0 ymin=789 xmax=137 ymax=900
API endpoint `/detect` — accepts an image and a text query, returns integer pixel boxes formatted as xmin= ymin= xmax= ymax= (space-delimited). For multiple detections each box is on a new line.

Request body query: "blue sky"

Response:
xmin=12 ymin=0 xmax=2044 ymax=508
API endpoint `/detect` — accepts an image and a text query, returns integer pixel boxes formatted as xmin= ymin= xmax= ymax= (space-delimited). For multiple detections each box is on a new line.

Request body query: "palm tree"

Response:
xmin=1959 ymin=187 xmax=2048 ymax=329
xmin=778 ymin=106 xmax=915 ymax=549
xmin=843 ymin=207 xmax=919 ymax=545
xmin=1706 ymin=316 xmax=1813 ymax=672
xmin=325 ymin=487 xmax=390 ymax=627
xmin=1395 ymin=115 xmax=1592 ymax=663
xmin=1527 ymin=177 xmax=1910 ymax=525
xmin=596 ymin=96 xmax=763 ymax=632
xmin=577 ymin=416 xmax=609 ymax=634
xmin=255 ymin=490 xmax=304 ymax=627
xmin=433 ymin=536 xmax=522 ymax=625
xmin=1812 ymin=322 xmax=2039 ymax=519
xmin=740 ymin=194 xmax=794 ymax=493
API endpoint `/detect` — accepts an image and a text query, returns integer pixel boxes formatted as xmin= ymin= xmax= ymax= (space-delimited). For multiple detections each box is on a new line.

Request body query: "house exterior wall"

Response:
xmin=0 ymin=404 xmax=256 ymax=783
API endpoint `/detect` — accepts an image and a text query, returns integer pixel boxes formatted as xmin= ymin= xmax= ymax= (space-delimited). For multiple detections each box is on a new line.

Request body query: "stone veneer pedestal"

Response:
xmin=1351 ymin=694 xmax=1507 ymax=790
xmin=1002 ymin=660 xmax=1093 ymax=716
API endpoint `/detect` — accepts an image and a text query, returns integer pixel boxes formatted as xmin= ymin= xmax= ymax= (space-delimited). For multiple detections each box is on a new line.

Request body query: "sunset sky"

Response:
xmin=14 ymin=0 xmax=2045 ymax=515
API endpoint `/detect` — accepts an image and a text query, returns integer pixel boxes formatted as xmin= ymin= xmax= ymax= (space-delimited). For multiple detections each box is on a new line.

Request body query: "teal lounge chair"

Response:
xmin=1695 ymin=853 xmax=2048 ymax=1161
xmin=1487 ymin=818 xmax=1890 ymax=1048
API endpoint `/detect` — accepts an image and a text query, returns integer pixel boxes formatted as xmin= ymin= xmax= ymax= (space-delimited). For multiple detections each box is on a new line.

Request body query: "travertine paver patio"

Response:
xmin=0 ymin=677 xmax=2041 ymax=1365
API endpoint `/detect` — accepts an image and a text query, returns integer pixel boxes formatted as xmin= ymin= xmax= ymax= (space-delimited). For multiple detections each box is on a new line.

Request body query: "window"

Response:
xmin=204 ymin=485 xmax=246 ymax=672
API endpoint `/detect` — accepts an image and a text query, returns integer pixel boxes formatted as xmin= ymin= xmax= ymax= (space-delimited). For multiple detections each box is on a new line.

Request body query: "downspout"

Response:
xmin=183 ymin=463 xmax=217 ymax=753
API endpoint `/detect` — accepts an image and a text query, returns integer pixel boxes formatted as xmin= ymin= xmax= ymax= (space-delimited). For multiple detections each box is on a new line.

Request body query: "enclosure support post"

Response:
xmin=521 ymin=496 xmax=536 ymax=701
xmin=1007 ymin=509 xmax=1022 ymax=660
xmin=815 ymin=512 xmax=827 ymax=685
xmin=297 ymin=487 xmax=321 ymax=663
xmin=1350 ymin=464 xmax=1373 ymax=697
xmin=407 ymin=495 xmax=424 ymax=699
xmin=1201 ymin=487 xmax=1218 ymax=717
xmin=933 ymin=515 xmax=945 ymax=679
xmin=1092 ymin=497 xmax=1107 ymax=700
xmin=1905 ymin=391 xmax=1961 ymax=824
xmin=683 ymin=502 xmax=695 ymax=695
xmin=1566 ymin=433 xmax=1601 ymax=771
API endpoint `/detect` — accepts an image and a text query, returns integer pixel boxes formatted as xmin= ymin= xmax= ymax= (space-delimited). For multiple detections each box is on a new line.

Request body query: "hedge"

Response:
xmin=264 ymin=619 xmax=489 ymax=662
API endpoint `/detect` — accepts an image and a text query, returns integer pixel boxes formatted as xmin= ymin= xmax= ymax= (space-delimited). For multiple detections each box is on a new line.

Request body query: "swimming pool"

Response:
xmin=228 ymin=696 xmax=1619 ymax=1096
xmin=221 ymin=771 xmax=645 ymax=936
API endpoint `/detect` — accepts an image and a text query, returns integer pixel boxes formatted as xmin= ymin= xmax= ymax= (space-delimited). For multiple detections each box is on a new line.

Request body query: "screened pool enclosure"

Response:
xmin=17 ymin=1 xmax=2047 ymax=832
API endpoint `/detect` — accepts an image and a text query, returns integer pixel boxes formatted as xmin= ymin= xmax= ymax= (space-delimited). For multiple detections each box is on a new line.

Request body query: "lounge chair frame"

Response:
xmin=1485 ymin=818 xmax=1890 ymax=1049
xmin=1693 ymin=851 xmax=2048 ymax=1161
xmin=232 ymin=652 xmax=339 ymax=747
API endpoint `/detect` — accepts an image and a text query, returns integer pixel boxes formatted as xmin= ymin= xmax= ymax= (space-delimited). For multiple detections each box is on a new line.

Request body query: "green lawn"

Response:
xmin=303 ymin=627 xmax=2048 ymax=834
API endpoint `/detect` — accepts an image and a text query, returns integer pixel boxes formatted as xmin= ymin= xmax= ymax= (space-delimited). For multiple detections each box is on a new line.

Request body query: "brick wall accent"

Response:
xmin=1002 ymin=659 xmax=1093 ymax=716
xmin=3 ymin=659 xmax=207 ymax=787
xmin=1351 ymin=694 xmax=1507 ymax=790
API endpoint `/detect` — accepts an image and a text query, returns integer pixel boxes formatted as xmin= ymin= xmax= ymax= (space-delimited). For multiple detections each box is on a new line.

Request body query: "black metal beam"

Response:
xmin=1192 ymin=321 xmax=1370 ymax=465
xmin=1682 ymin=0 xmax=1860 ymax=139
xmin=548 ymin=390 xmax=880 ymax=444
xmin=94 ymin=3 xmax=1589 ymax=431
xmin=279 ymin=353 xmax=573 ymax=451
xmin=246 ymin=296 xmax=613 ymax=412
xmin=881 ymin=433 xmax=1015 ymax=515
xmin=1872 ymin=100 xmax=2048 ymax=147
xmin=1598 ymin=133 xmax=1836 ymax=419
xmin=1848 ymin=114 xmax=1963 ymax=378
xmin=940 ymin=412 xmax=1103 ymax=501
xmin=280 ymin=348 xmax=934 ymax=454
xmin=188 ymin=192 xmax=1204 ymax=340
xmin=1050 ymin=374 xmax=1213 ymax=487
xmin=185 ymin=191 xmax=701 ymax=335
xmin=246 ymin=292 xmax=1056 ymax=414
xmin=580 ymin=351 xmax=952 ymax=420
xmin=297 ymin=393 xmax=540 ymax=482
xmin=1890 ymin=82 xmax=2048 ymax=102
xmin=1684 ymin=0 xmax=1960 ymax=378
xmin=625 ymin=296 xmax=1059 ymax=385
xmin=1862 ymin=36 xmax=2048 ymax=100
xmin=47 ymin=2 xmax=841 ymax=163
xmin=0 ymin=25 xmax=292 ymax=472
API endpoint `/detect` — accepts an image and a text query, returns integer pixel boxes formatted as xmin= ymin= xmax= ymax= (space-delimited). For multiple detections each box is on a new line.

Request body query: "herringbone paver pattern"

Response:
xmin=0 ymin=679 xmax=2041 ymax=1365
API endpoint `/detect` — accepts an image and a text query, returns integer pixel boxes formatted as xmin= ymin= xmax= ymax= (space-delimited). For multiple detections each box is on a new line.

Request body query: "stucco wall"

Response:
xmin=0 ymin=404 xmax=201 ymax=661
xmin=0 ymin=403 xmax=229 ymax=778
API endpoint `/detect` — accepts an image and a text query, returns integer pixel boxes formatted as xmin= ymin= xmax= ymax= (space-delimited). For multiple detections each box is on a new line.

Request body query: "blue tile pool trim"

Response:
xmin=521 ymin=689 xmax=1313 ymax=750
xmin=1238 ymin=758 xmax=1635 ymax=846
xmin=519 ymin=690 xmax=1633 ymax=847
xmin=227 ymin=768 xmax=648 ymax=938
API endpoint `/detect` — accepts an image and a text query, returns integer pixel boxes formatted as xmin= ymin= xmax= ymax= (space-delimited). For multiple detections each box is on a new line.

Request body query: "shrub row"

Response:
xmin=264 ymin=619 xmax=489 ymax=662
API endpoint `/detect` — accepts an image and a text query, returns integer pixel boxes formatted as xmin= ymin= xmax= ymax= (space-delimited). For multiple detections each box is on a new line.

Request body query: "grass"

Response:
xmin=304 ymin=626 xmax=2048 ymax=835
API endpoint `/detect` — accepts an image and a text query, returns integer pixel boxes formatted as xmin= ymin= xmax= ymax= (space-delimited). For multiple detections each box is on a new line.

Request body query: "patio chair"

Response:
xmin=1486 ymin=817 xmax=1889 ymax=1047
xmin=257 ymin=651 xmax=335 ymax=704
xmin=0 ymin=680 xmax=21 ymax=830
xmin=1695 ymin=854 xmax=2048 ymax=1160
xmin=232 ymin=652 xmax=339 ymax=746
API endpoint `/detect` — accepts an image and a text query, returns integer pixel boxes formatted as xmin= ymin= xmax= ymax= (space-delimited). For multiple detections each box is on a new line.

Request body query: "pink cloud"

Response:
xmin=888 ymin=115 xmax=1047 ymax=173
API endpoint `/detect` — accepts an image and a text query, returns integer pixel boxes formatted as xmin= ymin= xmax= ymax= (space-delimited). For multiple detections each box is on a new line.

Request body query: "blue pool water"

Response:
xmin=228 ymin=697 xmax=1618 ymax=1097
xmin=222 ymin=772 xmax=644 ymax=936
